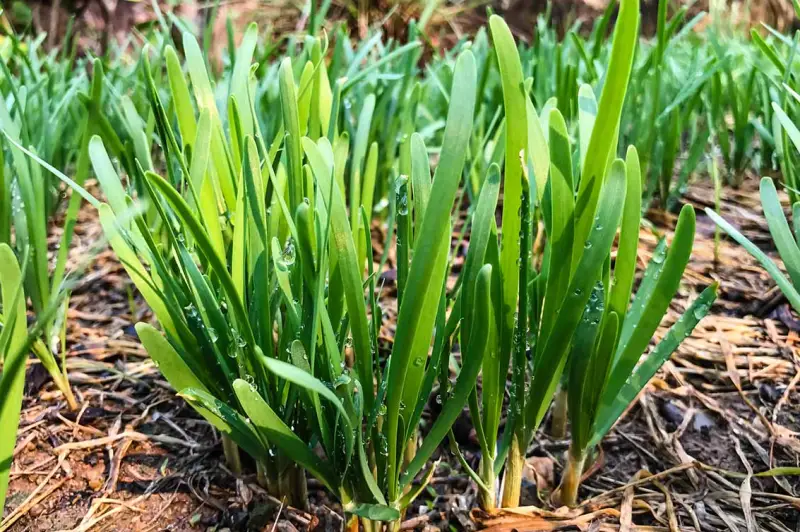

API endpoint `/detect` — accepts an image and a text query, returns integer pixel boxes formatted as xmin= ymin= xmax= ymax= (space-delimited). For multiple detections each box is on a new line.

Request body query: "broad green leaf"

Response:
xmin=230 ymin=23 xmax=259 ymax=138
xmin=401 ymin=264 xmax=492 ymax=487
xmin=280 ymin=58 xmax=304 ymax=211
xmin=136 ymin=323 xmax=209 ymax=395
xmin=608 ymin=146 xmax=642 ymax=326
xmin=538 ymin=108 xmax=575 ymax=343
xmin=165 ymin=45 xmax=197 ymax=145
xmin=577 ymin=84 xmax=597 ymax=174
xmin=566 ymin=282 xmax=605 ymax=451
xmin=760 ymin=177 xmax=800 ymax=288
xmin=89 ymin=136 xmax=129 ymax=218
xmin=611 ymin=205 xmax=695 ymax=387
xmin=526 ymin=92 xmax=549 ymax=201
xmin=233 ymin=380 xmax=340 ymax=493
xmin=410 ymin=133 xmax=431 ymax=231
xmin=490 ymin=15 xmax=528 ymax=374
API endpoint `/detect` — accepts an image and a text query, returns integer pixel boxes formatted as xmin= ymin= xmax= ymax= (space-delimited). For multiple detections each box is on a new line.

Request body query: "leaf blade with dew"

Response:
xmin=489 ymin=15 xmax=528 ymax=379
xmin=410 ymin=133 xmax=432 ymax=232
xmin=609 ymin=205 xmax=696 ymax=392
xmin=592 ymin=283 xmax=718 ymax=446
xmin=135 ymin=323 xmax=210 ymax=395
xmin=527 ymin=159 xmax=627 ymax=433
xmin=260 ymin=356 xmax=355 ymax=474
xmin=461 ymin=165 xmax=502 ymax=445
xmin=232 ymin=380 xmax=341 ymax=493
xmin=142 ymin=171 xmax=256 ymax=350
xmin=401 ymin=264 xmax=493 ymax=488
xmin=566 ymin=282 xmax=606 ymax=452
xmin=573 ymin=0 xmax=639 ymax=265
xmin=179 ymin=388 xmax=267 ymax=460
xmin=302 ymin=136 xmax=374 ymax=417
xmin=608 ymin=146 xmax=642 ymax=326
xmin=385 ymin=49 xmax=476 ymax=501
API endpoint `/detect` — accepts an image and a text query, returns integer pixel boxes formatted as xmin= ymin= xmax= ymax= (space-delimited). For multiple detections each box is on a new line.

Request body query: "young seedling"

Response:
xmin=708 ymin=176 xmax=800 ymax=314
xmin=463 ymin=0 xmax=641 ymax=508
xmin=558 ymin=157 xmax=717 ymax=506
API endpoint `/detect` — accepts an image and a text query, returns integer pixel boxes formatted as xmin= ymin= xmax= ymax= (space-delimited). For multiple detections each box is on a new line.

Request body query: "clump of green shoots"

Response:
xmin=708 ymin=81 xmax=800 ymax=318
xmin=84 ymin=21 xmax=489 ymax=527
xmin=450 ymin=2 xmax=716 ymax=510
xmin=0 ymin=39 xmax=117 ymax=411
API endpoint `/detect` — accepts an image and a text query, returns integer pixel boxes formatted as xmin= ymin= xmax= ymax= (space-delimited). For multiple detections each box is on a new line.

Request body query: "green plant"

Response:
xmin=440 ymin=3 xmax=717 ymax=510
xmin=82 ymin=20 xmax=489 ymax=526
xmin=0 ymin=33 xmax=123 ymax=411
xmin=0 ymin=243 xmax=27 ymax=513
xmin=470 ymin=1 xmax=642 ymax=508
xmin=708 ymin=36 xmax=757 ymax=185
xmin=558 ymin=186 xmax=717 ymax=506
xmin=0 ymin=241 xmax=76 ymax=514
xmin=706 ymin=84 xmax=800 ymax=310
xmin=708 ymin=176 xmax=800 ymax=313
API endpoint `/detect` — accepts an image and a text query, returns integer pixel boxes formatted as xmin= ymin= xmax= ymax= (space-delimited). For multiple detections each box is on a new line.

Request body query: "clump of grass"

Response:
xmin=707 ymin=84 xmax=800 ymax=312
xmin=0 ymin=36 xmax=118 ymax=411
xmin=82 ymin=21 xmax=489 ymax=525
xmin=444 ymin=2 xmax=717 ymax=510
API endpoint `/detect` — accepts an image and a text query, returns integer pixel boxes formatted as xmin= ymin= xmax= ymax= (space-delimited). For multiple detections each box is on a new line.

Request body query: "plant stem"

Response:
xmin=478 ymin=453 xmax=496 ymax=510
xmin=558 ymin=444 xmax=586 ymax=508
xmin=549 ymin=384 xmax=568 ymax=439
xmin=499 ymin=433 xmax=523 ymax=508
xmin=256 ymin=460 xmax=269 ymax=488
xmin=221 ymin=435 xmax=242 ymax=475
xmin=57 ymin=373 xmax=78 ymax=411
xmin=289 ymin=463 xmax=308 ymax=511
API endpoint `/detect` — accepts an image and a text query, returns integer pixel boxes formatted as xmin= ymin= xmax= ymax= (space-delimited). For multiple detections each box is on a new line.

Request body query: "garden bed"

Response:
xmin=3 ymin=174 xmax=798 ymax=531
